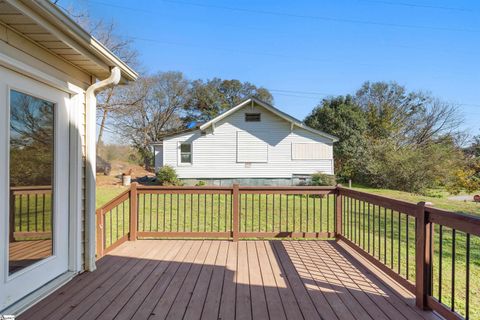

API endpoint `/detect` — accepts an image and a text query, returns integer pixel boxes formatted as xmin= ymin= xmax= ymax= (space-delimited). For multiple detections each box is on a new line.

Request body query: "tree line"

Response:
xmin=60 ymin=3 xmax=479 ymax=194
xmin=104 ymin=75 xmax=479 ymax=194
xmin=305 ymin=82 xmax=480 ymax=194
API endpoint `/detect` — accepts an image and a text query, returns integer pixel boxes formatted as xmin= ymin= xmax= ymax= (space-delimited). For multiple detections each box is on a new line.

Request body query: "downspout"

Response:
xmin=85 ymin=67 xmax=121 ymax=271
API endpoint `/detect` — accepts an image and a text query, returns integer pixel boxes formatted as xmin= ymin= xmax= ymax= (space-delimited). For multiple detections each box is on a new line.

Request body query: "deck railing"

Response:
xmin=96 ymin=182 xmax=480 ymax=320
xmin=9 ymin=186 xmax=52 ymax=241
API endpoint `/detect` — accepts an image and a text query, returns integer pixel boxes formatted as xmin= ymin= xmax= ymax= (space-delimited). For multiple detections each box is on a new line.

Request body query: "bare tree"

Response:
xmin=355 ymin=82 xmax=463 ymax=147
xmin=114 ymin=72 xmax=190 ymax=168
xmin=53 ymin=1 xmax=140 ymax=151
xmin=409 ymin=99 xmax=463 ymax=146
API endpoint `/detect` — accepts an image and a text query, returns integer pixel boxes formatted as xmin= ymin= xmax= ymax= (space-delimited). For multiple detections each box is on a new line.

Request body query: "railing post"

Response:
xmin=129 ymin=182 xmax=138 ymax=241
xmin=335 ymin=185 xmax=342 ymax=238
xmin=9 ymin=190 xmax=15 ymax=243
xmin=415 ymin=201 xmax=432 ymax=310
xmin=232 ymin=184 xmax=239 ymax=242
xmin=96 ymin=209 xmax=105 ymax=258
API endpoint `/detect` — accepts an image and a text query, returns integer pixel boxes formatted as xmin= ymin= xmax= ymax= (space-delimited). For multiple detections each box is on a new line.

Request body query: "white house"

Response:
xmin=153 ymin=98 xmax=338 ymax=185
xmin=0 ymin=0 xmax=137 ymax=314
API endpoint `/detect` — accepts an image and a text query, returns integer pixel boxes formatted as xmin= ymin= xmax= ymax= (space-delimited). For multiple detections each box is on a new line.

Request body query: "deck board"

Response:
xmin=18 ymin=240 xmax=443 ymax=320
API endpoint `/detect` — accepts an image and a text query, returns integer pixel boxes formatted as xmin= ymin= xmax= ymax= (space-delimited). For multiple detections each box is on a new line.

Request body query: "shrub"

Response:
xmin=362 ymin=139 xmax=464 ymax=194
xmin=156 ymin=165 xmax=180 ymax=186
xmin=195 ymin=180 xmax=206 ymax=186
xmin=310 ymin=172 xmax=337 ymax=186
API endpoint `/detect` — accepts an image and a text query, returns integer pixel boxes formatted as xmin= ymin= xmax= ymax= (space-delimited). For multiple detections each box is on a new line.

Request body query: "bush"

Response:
xmin=361 ymin=139 xmax=464 ymax=194
xmin=156 ymin=165 xmax=180 ymax=186
xmin=195 ymin=180 xmax=206 ymax=186
xmin=310 ymin=173 xmax=337 ymax=186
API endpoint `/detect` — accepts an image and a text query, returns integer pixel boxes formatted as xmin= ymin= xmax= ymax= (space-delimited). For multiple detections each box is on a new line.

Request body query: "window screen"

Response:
xmin=292 ymin=143 xmax=331 ymax=160
xmin=180 ymin=143 xmax=192 ymax=163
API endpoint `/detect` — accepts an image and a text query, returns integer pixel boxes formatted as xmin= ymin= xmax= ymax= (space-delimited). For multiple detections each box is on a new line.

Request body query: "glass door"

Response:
xmin=0 ymin=66 xmax=70 ymax=311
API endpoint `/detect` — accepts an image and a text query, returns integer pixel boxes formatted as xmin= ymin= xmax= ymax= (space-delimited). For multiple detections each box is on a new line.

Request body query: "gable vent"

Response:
xmin=245 ymin=113 xmax=261 ymax=122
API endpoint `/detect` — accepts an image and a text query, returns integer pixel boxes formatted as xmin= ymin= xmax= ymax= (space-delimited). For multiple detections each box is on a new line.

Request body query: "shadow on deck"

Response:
xmin=19 ymin=240 xmax=442 ymax=320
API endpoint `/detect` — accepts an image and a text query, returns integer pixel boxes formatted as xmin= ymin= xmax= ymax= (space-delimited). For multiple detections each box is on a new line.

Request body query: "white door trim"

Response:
xmin=0 ymin=52 xmax=84 ymax=274
xmin=0 ymin=55 xmax=84 ymax=312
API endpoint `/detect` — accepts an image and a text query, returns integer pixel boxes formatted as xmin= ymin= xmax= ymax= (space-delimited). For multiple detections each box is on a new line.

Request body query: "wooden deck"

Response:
xmin=9 ymin=239 xmax=52 ymax=274
xmin=19 ymin=240 xmax=442 ymax=320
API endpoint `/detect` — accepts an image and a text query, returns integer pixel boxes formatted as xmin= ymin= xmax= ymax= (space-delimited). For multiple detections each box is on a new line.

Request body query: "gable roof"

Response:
xmin=152 ymin=126 xmax=203 ymax=143
xmin=0 ymin=0 xmax=138 ymax=82
xmin=200 ymin=97 xmax=339 ymax=142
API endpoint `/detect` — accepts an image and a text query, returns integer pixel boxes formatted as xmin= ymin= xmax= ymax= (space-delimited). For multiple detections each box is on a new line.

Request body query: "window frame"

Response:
xmin=291 ymin=142 xmax=331 ymax=160
xmin=245 ymin=113 xmax=261 ymax=122
xmin=178 ymin=142 xmax=193 ymax=165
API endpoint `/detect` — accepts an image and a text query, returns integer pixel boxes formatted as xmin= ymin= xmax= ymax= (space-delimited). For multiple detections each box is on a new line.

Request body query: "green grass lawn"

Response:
xmin=343 ymin=196 xmax=479 ymax=319
xmin=96 ymin=185 xmax=128 ymax=209
xmin=11 ymin=193 xmax=52 ymax=234
xmin=99 ymin=187 xmax=337 ymax=247
xmin=352 ymin=184 xmax=480 ymax=216
xmin=96 ymin=184 xmax=479 ymax=319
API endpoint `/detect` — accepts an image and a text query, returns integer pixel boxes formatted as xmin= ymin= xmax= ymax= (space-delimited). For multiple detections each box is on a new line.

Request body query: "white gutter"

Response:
xmin=85 ymin=67 xmax=121 ymax=271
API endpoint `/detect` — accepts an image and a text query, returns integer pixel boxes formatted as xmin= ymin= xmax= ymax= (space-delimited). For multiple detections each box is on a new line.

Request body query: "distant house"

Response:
xmin=153 ymin=98 xmax=338 ymax=185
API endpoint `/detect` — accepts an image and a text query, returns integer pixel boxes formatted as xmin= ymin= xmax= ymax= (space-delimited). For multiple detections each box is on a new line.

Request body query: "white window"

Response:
xmin=292 ymin=143 xmax=331 ymax=160
xmin=237 ymin=131 xmax=268 ymax=163
xmin=179 ymin=142 xmax=192 ymax=164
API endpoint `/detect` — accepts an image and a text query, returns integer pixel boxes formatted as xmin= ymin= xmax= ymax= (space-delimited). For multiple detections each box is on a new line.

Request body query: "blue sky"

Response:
xmin=74 ymin=0 xmax=479 ymax=136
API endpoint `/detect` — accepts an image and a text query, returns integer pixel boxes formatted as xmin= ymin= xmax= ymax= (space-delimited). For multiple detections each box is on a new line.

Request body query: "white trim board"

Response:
xmin=200 ymin=97 xmax=339 ymax=142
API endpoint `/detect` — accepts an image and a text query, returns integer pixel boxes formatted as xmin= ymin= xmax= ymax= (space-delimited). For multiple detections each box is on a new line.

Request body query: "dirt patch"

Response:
xmin=96 ymin=160 xmax=155 ymax=186
xmin=448 ymin=195 xmax=476 ymax=202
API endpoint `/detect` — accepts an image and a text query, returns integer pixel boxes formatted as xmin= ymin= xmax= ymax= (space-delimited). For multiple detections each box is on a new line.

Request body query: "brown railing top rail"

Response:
xmin=137 ymin=185 xmax=336 ymax=190
xmin=338 ymin=186 xmax=420 ymax=217
xmin=137 ymin=185 xmax=233 ymax=191
xmin=10 ymin=186 xmax=52 ymax=190
xmin=10 ymin=186 xmax=52 ymax=195
xmin=339 ymin=186 xmax=480 ymax=234
xmin=238 ymin=186 xmax=336 ymax=194
xmin=426 ymin=206 xmax=480 ymax=237
xmin=96 ymin=189 xmax=130 ymax=215
xmin=136 ymin=185 xmax=337 ymax=195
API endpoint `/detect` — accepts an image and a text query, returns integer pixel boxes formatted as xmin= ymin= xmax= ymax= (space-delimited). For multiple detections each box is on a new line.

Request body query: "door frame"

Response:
xmin=0 ymin=53 xmax=84 ymax=313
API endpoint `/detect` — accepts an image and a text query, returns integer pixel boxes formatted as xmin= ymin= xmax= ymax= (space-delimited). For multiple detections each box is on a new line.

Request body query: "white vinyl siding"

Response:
xmin=162 ymin=104 xmax=334 ymax=178
xmin=154 ymin=145 xmax=163 ymax=170
xmin=236 ymin=131 xmax=268 ymax=163
xmin=292 ymin=143 xmax=332 ymax=160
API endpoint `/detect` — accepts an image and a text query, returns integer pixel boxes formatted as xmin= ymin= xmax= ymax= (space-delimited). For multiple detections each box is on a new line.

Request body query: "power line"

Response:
xmin=271 ymin=92 xmax=325 ymax=100
xmin=126 ymin=35 xmax=380 ymax=68
xmin=269 ymin=88 xmax=335 ymax=96
xmin=85 ymin=0 xmax=480 ymax=58
xmin=88 ymin=0 xmax=480 ymax=33
xmin=126 ymin=35 xmax=478 ymax=79
xmin=269 ymin=88 xmax=480 ymax=109
xmin=360 ymin=0 xmax=476 ymax=13
xmin=85 ymin=1 xmax=480 ymax=57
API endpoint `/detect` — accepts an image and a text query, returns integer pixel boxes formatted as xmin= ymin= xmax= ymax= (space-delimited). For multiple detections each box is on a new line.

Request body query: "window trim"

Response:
xmin=291 ymin=142 xmax=331 ymax=160
xmin=178 ymin=142 xmax=193 ymax=166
